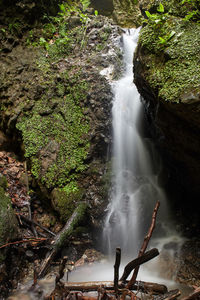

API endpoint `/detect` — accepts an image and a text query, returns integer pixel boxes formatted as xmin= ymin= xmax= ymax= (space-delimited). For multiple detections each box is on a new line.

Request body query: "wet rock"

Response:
xmin=0 ymin=174 xmax=7 ymax=190
xmin=176 ymin=239 xmax=200 ymax=286
xmin=75 ymin=249 xmax=105 ymax=267
xmin=91 ymin=0 xmax=114 ymax=16
xmin=0 ymin=187 xmax=20 ymax=264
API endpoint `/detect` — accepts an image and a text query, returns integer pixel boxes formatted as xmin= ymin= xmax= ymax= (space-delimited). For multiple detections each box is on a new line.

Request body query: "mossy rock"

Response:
xmin=51 ymin=182 xmax=85 ymax=222
xmin=16 ymin=70 xmax=90 ymax=190
xmin=0 ymin=187 xmax=19 ymax=263
xmin=138 ymin=17 xmax=200 ymax=103
xmin=112 ymin=0 xmax=143 ymax=27
xmin=0 ymin=175 xmax=7 ymax=190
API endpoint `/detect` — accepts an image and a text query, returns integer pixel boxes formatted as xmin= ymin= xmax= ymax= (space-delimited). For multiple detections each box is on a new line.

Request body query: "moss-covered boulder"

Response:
xmin=134 ymin=2 xmax=200 ymax=207
xmin=0 ymin=187 xmax=19 ymax=263
xmin=51 ymin=183 xmax=84 ymax=222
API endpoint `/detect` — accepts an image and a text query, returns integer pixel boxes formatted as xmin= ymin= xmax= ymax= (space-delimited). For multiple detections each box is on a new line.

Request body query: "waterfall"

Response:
xmin=103 ymin=28 xmax=170 ymax=257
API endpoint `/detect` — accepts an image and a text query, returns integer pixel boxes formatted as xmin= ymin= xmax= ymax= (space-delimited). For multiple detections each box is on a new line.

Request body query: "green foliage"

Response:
xmin=157 ymin=3 xmax=165 ymax=13
xmin=157 ymin=0 xmax=200 ymax=21
xmin=158 ymin=30 xmax=176 ymax=45
xmin=62 ymin=181 xmax=79 ymax=194
xmin=144 ymin=3 xmax=173 ymax=47
xmin=39 ymin=37 xmax=49 ymax=50
xmin=31 ymin=0 xmax=94 ymax=56
xmin=145 ymin=3 xmax=167 ymax=25
xmin=8 ymin=21 xmax=22 ymax=34
xmin=80 ymin=0 xmax=91 ymax=11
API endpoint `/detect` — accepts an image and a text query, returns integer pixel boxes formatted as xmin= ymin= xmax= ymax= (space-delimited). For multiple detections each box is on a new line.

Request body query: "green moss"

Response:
xmin=73 ymin=226 xmax=88 ymax=237
xmin=139 ymin=17 xmax=200 ymax=102
xmin=16 ymin=69 xmax=90 ymax=189
xmin=51 ymin=181 xmax=85 ymax=221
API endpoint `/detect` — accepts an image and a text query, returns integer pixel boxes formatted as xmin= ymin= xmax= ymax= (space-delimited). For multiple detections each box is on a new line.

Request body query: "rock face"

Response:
xmin=177 ymin=239 xmax=200 ymax=286
xmin=133 ymin=1 xmax=200 ymax=231
xmin=0 ymin=179 xmax=19 ymax=264
xmin=91 ymin=0 xmax=142 ymax=27
xmin=0 ymin=1 xmax=123 ymax=235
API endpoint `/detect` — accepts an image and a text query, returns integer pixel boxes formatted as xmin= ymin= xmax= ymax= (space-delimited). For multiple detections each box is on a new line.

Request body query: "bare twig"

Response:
xmin=114 ymin=247 xmax=121 ymax=293
xmin=0 ymin=237 xmax=47 ymax=249
xmin=120 ymin=248 xmax=159 ymax=282
xmin=33 ymin=262 xmax=38 ymax=287
xmin=127 ymin=201 xmax=160 ymax=289
xmin=19 ymin=214 xmax=56 ymax=237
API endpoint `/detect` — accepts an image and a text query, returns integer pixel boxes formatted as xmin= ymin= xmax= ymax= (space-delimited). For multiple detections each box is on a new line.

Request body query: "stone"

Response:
xmin=0 ymin=187 xmax=19 ymax=263
xmin=0 ymin=175 xmax=7 ymax=190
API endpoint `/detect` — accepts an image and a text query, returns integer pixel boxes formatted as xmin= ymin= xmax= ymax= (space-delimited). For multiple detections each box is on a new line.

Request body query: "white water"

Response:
xmin=103 ymin=28 xmax=172 ymax=257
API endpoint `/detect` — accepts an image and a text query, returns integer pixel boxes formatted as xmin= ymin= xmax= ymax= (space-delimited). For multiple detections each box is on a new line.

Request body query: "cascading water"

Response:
xmin=103 ymin=28 xmax=171 ymax=257
xmin=69 ymin=28 xmax=184 ymax=287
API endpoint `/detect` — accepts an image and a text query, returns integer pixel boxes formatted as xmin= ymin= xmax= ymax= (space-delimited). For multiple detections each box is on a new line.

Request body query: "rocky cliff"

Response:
xmin=134 ymin=0 xmax=200 ymax=232
xmin=0 ymin=1 xmax=123 ymax=238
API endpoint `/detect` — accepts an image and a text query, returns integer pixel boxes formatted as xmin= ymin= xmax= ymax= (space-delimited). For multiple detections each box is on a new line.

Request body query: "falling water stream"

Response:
xmin=70 ymin=28 xmax=185 ymax=284
xmin=103 ymin=27 xmax=169 ymax=257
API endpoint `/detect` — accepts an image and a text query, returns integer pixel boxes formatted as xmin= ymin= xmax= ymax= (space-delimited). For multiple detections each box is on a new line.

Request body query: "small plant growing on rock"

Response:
xmin=144 ymin=3 xmax=176 ymax=46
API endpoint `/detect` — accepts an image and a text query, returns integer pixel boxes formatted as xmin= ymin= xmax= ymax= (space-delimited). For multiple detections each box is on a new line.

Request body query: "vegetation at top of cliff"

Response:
xmin=160 ymin=0 xmax=200 ymax=21
xmin=139 ymin=1 xmax=200 ymax=102
xmin=26 ymin=0 xmax=94 ymax=58
xmin=144 ymin=0 xmax=200 ymax=22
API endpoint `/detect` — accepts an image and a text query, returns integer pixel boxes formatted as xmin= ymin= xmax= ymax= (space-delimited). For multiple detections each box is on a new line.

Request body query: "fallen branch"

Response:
xmin=38 ymin=203 xmax=87 ymax=278
xmin=0 ymin=237 xmax=47 ymax=249
xmin=64 ymin=280 xmax=167 ymax=295
xmin=120 ymin=248 xmax=159 ymax=282
xmin=180 ymin=286 xmax=200 ymax=300
xmin=114 ymin=247 xmax=121 ymax=293
xmin=19 ymin=214 xmax=56 ymax=237
xmin=127 ymin=201 xmax=160 ymax=289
